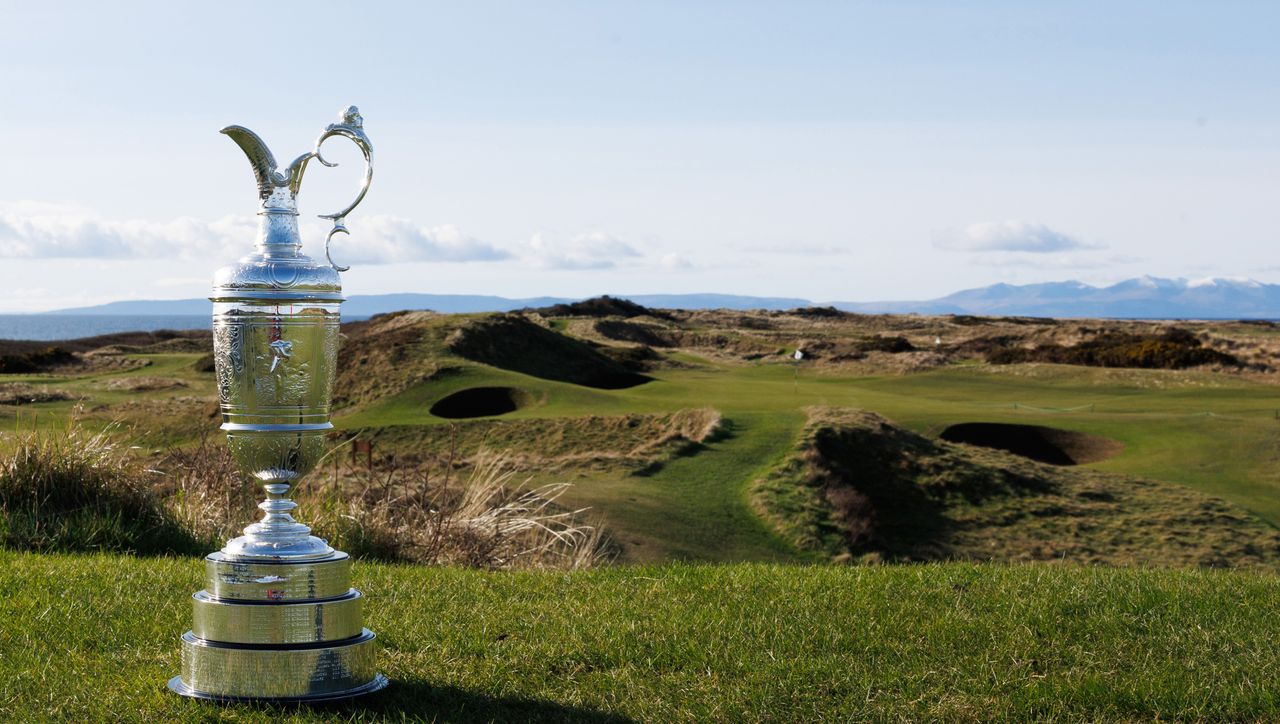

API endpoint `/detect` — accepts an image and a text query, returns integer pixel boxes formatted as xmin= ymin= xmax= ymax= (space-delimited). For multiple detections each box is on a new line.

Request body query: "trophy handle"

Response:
xmin=285 ymin=106 xmax=374 ymax=272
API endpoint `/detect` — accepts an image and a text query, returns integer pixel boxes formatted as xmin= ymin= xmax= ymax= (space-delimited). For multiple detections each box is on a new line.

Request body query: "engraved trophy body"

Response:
xmin=168 ymin=107 xmax=388 ymax=702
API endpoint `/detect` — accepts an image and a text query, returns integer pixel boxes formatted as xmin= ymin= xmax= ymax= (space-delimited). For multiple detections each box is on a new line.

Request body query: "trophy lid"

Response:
xmin=211 ymin=106 xmax=373 ymax=305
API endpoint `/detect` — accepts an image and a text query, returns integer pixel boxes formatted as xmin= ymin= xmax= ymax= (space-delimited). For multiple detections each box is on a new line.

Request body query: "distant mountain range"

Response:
xmin=43 ymin=277 xmax=1280 ymax=319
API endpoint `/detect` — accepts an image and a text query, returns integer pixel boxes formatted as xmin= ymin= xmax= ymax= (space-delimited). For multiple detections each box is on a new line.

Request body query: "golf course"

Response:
xmin=5 ymin=303 xmax=1280 ymax=719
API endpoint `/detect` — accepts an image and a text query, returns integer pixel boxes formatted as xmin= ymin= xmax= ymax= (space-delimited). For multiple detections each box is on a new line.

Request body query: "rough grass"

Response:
xmin=0 ymin=418 xmax=204 ymax=555
xmin=752 ymin=407 xmax=1280 ymax=568
xmin=4 ymin=551 xmax=1280 ymax=721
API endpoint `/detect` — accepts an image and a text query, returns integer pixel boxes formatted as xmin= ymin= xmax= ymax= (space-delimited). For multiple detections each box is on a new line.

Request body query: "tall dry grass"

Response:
xmin=0 ymin=414 xmax=202 ymax=554
xmin=165 ymin=435 xmax=607 ymax=570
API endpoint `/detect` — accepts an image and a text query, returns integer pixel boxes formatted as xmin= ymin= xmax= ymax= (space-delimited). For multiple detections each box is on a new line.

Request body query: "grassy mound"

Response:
xmin=447 ymin=315 xmax=650 ymax=389
xmin=336 ymin=311 xmax=450 ymax=410
xmin=0 ymin=423 xmax=203 ymax=555
xmin=940 ymin=422 xmax=1123 ymax=465
xmin=752 ymin=408 xmax=1280 ymax=567
xmin=593 ymin=319 xmax=681 ymax=347
xmin=531 ymin=294 xmax=670 ymax=320
xmin=5 ymin=551 xmax=1280 ymax=720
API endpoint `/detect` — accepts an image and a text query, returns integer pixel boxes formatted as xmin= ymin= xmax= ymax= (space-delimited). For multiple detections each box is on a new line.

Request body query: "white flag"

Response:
xmin=793 ymin=349 xmax=804 ymax=360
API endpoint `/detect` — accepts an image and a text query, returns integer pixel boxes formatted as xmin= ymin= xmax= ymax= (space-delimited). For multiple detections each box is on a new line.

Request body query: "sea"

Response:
xmin=0 ymin=315 xmax=211 ymax=341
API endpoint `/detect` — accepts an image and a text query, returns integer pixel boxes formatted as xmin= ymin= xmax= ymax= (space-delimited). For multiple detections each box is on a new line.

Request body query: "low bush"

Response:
xmin=0 ymin=346 xmax=76 ymax=374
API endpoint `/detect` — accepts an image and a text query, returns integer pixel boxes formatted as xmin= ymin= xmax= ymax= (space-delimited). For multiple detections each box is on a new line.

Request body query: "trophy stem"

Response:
xmin=251 ymin=482 xmax=309 ymax=533
xmin=220 ymin=479 xmax=334 ymax=561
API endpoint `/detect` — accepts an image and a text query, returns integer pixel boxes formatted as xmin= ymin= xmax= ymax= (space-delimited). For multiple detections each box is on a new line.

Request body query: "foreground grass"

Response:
xmin=4 ymin=551 xmax=1280 ymax=721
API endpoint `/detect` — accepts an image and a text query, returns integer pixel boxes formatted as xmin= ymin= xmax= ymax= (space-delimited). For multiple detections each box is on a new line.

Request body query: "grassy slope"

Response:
xmin=4 ymin=550 xmax=1280 ymax=722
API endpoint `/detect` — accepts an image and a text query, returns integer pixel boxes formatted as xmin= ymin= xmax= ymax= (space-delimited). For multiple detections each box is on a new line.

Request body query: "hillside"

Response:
xmin=5 ymin=550 xmax=1280 ymax=721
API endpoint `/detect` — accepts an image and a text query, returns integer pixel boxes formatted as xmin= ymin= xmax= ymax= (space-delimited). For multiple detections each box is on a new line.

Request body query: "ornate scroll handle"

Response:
xmin=288 ymin=105 xmax=374 ymax=272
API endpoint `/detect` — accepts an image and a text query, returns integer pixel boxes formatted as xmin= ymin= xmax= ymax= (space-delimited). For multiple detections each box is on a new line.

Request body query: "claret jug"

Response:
xmin=168 ymin=106 xmax=387 ymax=702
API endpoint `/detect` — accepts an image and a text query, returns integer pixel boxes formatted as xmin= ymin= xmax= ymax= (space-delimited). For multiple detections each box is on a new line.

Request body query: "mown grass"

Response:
xmin=3 ymin=550 xmax=1280 ymax=721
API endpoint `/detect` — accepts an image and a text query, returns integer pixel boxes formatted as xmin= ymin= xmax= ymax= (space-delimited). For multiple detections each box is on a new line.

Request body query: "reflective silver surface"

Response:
xmin=192 ymin=590 xmax=363 ymax=644
xmin=204 ymin=552 xmax=351 ymax=602
xmin=170 ymin=107 xmax=384 ymax=703
xmin=174 ymin=630 xmax=383 ymax=701
xmin=211 ymin=105 xmax=372 ymax=562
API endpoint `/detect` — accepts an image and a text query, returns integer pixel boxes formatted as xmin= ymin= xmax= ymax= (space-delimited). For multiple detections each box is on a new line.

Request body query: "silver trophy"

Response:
xmin=168 ymin=106 xmax=388 ymax=702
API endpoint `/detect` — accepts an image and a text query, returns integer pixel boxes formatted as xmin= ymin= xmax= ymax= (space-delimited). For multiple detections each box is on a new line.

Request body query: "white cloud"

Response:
xmin=521 ymin=231 xmax=641 ymax=270
xmin=0 ymin=202 xmax=508 ymax=264
xmin=324 ymin=217 xmax=509 ymax=264
xmin=934 ymin=220 xmax=1101 ymax=253
xmin=660 ymin=252 xmax=692 ymax=269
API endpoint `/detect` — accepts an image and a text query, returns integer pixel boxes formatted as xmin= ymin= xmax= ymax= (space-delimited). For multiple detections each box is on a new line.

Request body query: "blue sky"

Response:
xmin=1 ymin=1 xmax=1278 ymax=311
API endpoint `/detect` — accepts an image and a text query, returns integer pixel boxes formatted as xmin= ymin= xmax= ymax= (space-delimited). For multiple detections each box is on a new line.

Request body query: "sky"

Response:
xmin=1 ymin=1 xmax=1279 ymax=312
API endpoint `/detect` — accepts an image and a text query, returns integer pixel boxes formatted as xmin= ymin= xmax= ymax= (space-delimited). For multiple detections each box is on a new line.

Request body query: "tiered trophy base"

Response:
xmin=168 ymin=551 xmax=387 ymax=703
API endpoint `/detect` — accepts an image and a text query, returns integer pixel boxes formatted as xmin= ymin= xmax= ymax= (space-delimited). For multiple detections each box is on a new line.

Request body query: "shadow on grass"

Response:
xmin=211 ymin=678 xmax=633 ymax=723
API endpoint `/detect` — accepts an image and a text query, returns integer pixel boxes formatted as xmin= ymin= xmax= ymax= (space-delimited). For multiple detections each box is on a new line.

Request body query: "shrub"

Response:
xmin=986 ymin=329 xmax=1241 ymax=369
xmin=0 ymin=346 xmax=76 ymax=374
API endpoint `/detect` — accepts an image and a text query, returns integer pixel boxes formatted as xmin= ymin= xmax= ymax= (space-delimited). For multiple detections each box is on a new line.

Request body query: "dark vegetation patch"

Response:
xmin=859 ymin=336 xmax=916 ymax=354
xmin=951 ymin=315 xmax=1058 ymax=326
xmin=940 ymin=423 xmax=1123 ymax=466
xmin=986 ymin=328 xmax=1241 ymax=369
xmin=751 ymin=408 xmax=1280 ymax=568
xmin=532 ymin=295 xmax=672 ymax=320
xmin=447 ymin=315 xmax=650 ymax=389
xmin=0 ymin=346 xmax=77 ymax=374
xmin=192 ymin=353 xmax=216 ymax=373
xmin=788 ymin=306 xmax=850 ymax=319
xmin=429 ymin=386 xmax=532 ymax=419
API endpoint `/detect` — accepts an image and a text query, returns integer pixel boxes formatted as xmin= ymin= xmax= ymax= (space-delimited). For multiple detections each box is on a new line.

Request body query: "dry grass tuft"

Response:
xmin=163 ymin=436 xmax=606 ymax=570
xmin=0 ymin=413 xmax=201 ymax=554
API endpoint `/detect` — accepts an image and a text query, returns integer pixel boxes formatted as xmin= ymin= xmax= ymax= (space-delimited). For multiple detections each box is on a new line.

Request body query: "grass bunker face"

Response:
xmin=940 ymin=422 xmax=1123 ymax=466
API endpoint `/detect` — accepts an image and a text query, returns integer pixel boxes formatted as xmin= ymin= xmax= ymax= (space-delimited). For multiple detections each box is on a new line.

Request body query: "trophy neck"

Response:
xmin=254 ymin=203 xmax=304 ymax=259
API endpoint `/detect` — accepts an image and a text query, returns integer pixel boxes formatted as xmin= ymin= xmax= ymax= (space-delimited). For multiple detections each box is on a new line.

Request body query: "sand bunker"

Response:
xmin=429 ymin=387 xmax=531 ymax=419
xmin=939 ymin=422 xmax=1123 ymax=466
